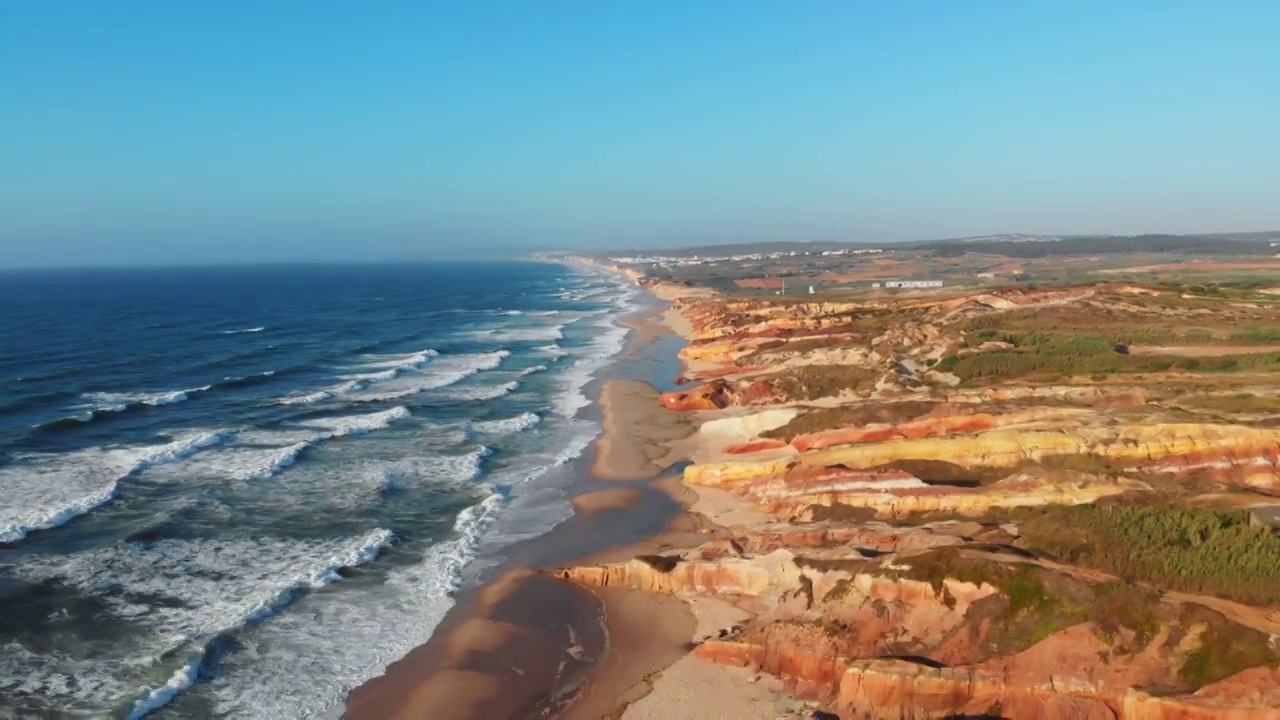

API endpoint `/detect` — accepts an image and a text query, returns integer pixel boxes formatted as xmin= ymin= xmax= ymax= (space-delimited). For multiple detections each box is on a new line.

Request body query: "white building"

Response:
xmin=881 ymin=280 xmax=944 ymax=288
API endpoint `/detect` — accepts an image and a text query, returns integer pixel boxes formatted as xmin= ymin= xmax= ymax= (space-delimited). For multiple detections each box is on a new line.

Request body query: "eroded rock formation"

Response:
xmin=563 ymin=280 xmax=1280 ymax=717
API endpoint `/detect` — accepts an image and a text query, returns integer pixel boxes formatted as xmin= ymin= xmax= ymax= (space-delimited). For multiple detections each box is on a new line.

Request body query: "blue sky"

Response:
xmin=2 ymin=1 xmax=1278 ymax=267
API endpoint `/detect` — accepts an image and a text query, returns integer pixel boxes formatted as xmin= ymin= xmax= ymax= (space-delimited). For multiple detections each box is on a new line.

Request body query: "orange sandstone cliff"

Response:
xmin=560 ymin=281 xmax=1280 ymax=718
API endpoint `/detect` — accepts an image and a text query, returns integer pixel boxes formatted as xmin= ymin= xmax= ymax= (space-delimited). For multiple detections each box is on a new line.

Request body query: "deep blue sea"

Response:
xmin=0 ymin=262 xmax=637 ymax=718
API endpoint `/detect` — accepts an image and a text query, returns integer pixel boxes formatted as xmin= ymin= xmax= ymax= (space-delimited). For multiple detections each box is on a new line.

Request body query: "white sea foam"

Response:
xmin=470 ymin=412 xmax=540 ymax=435
xmin=300 ymin=406 xmax=412 ymax=437
xmin=452 ymin=381 xmax=519 ymax=402
xmin=191 ymin=442 xmax=312 ymax=482
xmin=1 ymin=268 xmax=647 ymax=717
xmin=0 ymin=430 xmax=231 ymax=543
xmin=337 ymin=368 xmax=398 ymax=383
xmin=221 ymin=326 xmax=266 ymax=335
xmin=223 ymin=370 xmax=276 ymax=384
xmin=275 ymin=390 xmax=333 ymax=406
xmin=352 ymin=348 xmax=438 ymax=371
xmin=122 ymin=408 xmax=413 ymax=487
xmin=8 ymin=529 xmax=394 ymax=716
xmin=534 ymin=344 xmax=569 ymax=359
xmin=376 ymin=448 xmax=488 ymax=491
xmin=459 ymin=417 xmax=599 ymax=582
xmin=498 ymin=309 xmax=523 ymax=316
xmin=479 ymin=324 xmax=566 ymax=343
xmin=341 ymin=350 xmax=509 ymax=403
xmin=81 ymin=385 xmax=212 ymax=412
xmin=193 ymin=493 xmax=505 ymax=718
xmin=520 ymin=364 xmax=548 ymax=376
xmin=552 ymin=319 xmax=630 ymax=418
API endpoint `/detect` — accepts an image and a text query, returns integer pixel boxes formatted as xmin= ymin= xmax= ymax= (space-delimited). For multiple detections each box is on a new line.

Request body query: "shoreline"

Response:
xmin=590 ymin=378 xmax=690 ymax=481
xmin=347 ymin=264 xmax=784 ymax=719
xmin=560 ymin=281 xmax=802 ymax=719
xmin=345 ymin=268 xmax=706 ymax=719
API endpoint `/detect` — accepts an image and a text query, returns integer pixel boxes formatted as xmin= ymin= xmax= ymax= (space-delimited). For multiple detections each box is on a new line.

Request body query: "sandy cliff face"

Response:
xmin=788 ymin=407 xmax=1096 ymax=451
xmin=659 ymin=379 xmax=778 ymax=411
xmin=558 ymin=538 xmax=1280 ymax=718
xmin=557 ymin=535 xmax=1280 ymax=717
xmin=834 ymin=659 xmax=1280 ymax=719
xmin=686 ymin=424 xmax=1280 ymax=491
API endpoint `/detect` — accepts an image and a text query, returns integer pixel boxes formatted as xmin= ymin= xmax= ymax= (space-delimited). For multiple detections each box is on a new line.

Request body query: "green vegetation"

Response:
xmin=1231 ymin=327 xmax=1280 ymax=344
xmin=1001 ymin=565 xmax=1056 ymax=615
xmin=767 ymin=365 xmax=879 ymax=401
xmin=760 ymin=401 xmax=936 ymax=440
xmin=1182 ymin=393 xmax=1280 ymax=414
xmin=902 ymin=547 xmax=1018 ymax=594
xmin=1091 ymin=582 xmax=1160 ymax=645
xmin=904 ymin=550 xmax=1135 ymax=655
xmin=1179 ymin=620 xmax=1277 ymax=688
xmin=890 ymin=545 xmax=1279 ymax=688
xmin=940 ymin=331 xmax=1280 ymax=382
xmin=1016 ymin=506 xmax=1280 ymax=606
xmin=961 ymin=306 xmax=1280 ymax=348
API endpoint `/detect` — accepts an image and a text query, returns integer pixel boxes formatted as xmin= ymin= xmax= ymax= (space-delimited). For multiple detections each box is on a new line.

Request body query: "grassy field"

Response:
xmin=1013 ymin=506 xmax=1280 ymax=606
xmin=766 ymin=364 xmax=881 ymax=401
xmin=938 ymin=331 xmax=1280 ymax=383
xmin=760 ymin=401 xmax=937 ymax=440
xmin=901 ymin=546 xmax=1278 ymax=689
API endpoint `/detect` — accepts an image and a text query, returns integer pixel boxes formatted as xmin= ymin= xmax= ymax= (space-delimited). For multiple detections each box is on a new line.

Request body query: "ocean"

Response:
xmin=0 ymin=261 xmax=638 ymax=718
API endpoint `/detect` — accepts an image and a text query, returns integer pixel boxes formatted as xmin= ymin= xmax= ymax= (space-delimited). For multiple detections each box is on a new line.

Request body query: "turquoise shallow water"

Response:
xmin=0 ymin=261 xmax=639 ymax=718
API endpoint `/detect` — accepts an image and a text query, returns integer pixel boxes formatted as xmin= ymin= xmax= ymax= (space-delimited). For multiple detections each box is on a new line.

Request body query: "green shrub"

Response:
xmin=1179 ymin=622 xmax=1277 ymax=688
xmin=1016 ymin=507 xmax=1280 ymax=606
xmin=948 ymin=332 xmax=1280 ymax=383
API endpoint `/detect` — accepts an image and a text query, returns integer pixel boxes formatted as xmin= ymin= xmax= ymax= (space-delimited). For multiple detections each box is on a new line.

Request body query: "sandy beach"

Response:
xmin=346 ymin=272 xmax=801 ymax=719
xmin=344 ymin=275 xmax=738 ymax=719
xmin=558 ymin=286 xmax=810 ymax=719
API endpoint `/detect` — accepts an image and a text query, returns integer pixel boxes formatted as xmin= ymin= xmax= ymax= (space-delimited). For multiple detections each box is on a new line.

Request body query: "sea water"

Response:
xmin=0 ymin=261 xmax=637 ymax=718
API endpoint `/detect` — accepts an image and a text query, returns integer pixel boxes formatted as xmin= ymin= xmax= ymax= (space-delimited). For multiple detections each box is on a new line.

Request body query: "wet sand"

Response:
xmin=345 ymin=464 xmax=698 ymax=719
xmin=570 ymin=487 xmax=643 ymax=517
xmin=621 ymin=596 xmax=789 ymax=719
xmin=561 ymin=587 xmax=696 ymax=720
xmin=590 ymin=379 xmax=691 ymax=481
xmin=618 ymin=312 xmax=669 ymax=356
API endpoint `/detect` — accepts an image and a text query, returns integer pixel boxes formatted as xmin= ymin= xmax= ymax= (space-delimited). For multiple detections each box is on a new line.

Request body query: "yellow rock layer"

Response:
xmin=555 ymin=549 xmax=803 ymax=597
xmin=686 ymin=424 xmax=1280 ymax=486
xmin=782 ymin=477 xmax=1135 ymax=519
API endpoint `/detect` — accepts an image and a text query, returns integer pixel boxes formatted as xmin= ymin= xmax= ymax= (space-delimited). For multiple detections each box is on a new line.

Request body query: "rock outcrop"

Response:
xmin=687 ymin=424 xmax=1280 ymax=490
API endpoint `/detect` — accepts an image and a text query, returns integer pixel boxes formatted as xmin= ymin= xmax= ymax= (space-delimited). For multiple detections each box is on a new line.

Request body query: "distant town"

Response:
xmin=601 ymin=246 xmax=884 ymax=267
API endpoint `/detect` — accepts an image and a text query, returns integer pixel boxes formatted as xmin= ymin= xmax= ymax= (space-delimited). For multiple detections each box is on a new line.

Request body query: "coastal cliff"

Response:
xmin=556 ymin=280 xmax=1280 ymax=718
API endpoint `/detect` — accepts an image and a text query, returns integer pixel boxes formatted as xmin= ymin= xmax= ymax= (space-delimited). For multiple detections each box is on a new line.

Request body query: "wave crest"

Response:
xmin=0 ymin=430 xmax=232 ymax=543
xmin=470 ymin=412 xmax=540 ymax=435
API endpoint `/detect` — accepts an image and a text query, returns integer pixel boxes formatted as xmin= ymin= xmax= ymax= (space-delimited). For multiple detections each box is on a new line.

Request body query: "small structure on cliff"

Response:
xmin=1249 ymin=505 xmax=1280 ymax=531
xmin=876 ymin=279 xmax=945 ymax=289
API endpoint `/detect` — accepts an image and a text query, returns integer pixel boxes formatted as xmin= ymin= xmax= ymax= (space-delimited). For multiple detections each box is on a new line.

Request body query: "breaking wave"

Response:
xmin=470 ymin=412 xmax=540 ymax=435
xmin=452 ymin=381 xmax=519 ymax=402
xmin=8 ymin=528 xmax=395 ymax=717
xmin=83 ymin=386 xmax=212 ymax=412
xmin=0 ymin=430 xmax=232 ymax=543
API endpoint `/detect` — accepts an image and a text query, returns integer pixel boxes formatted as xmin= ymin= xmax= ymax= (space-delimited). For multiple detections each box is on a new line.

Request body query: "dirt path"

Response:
xmin=1129 ymin=344 xmax=1280 ymax=356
